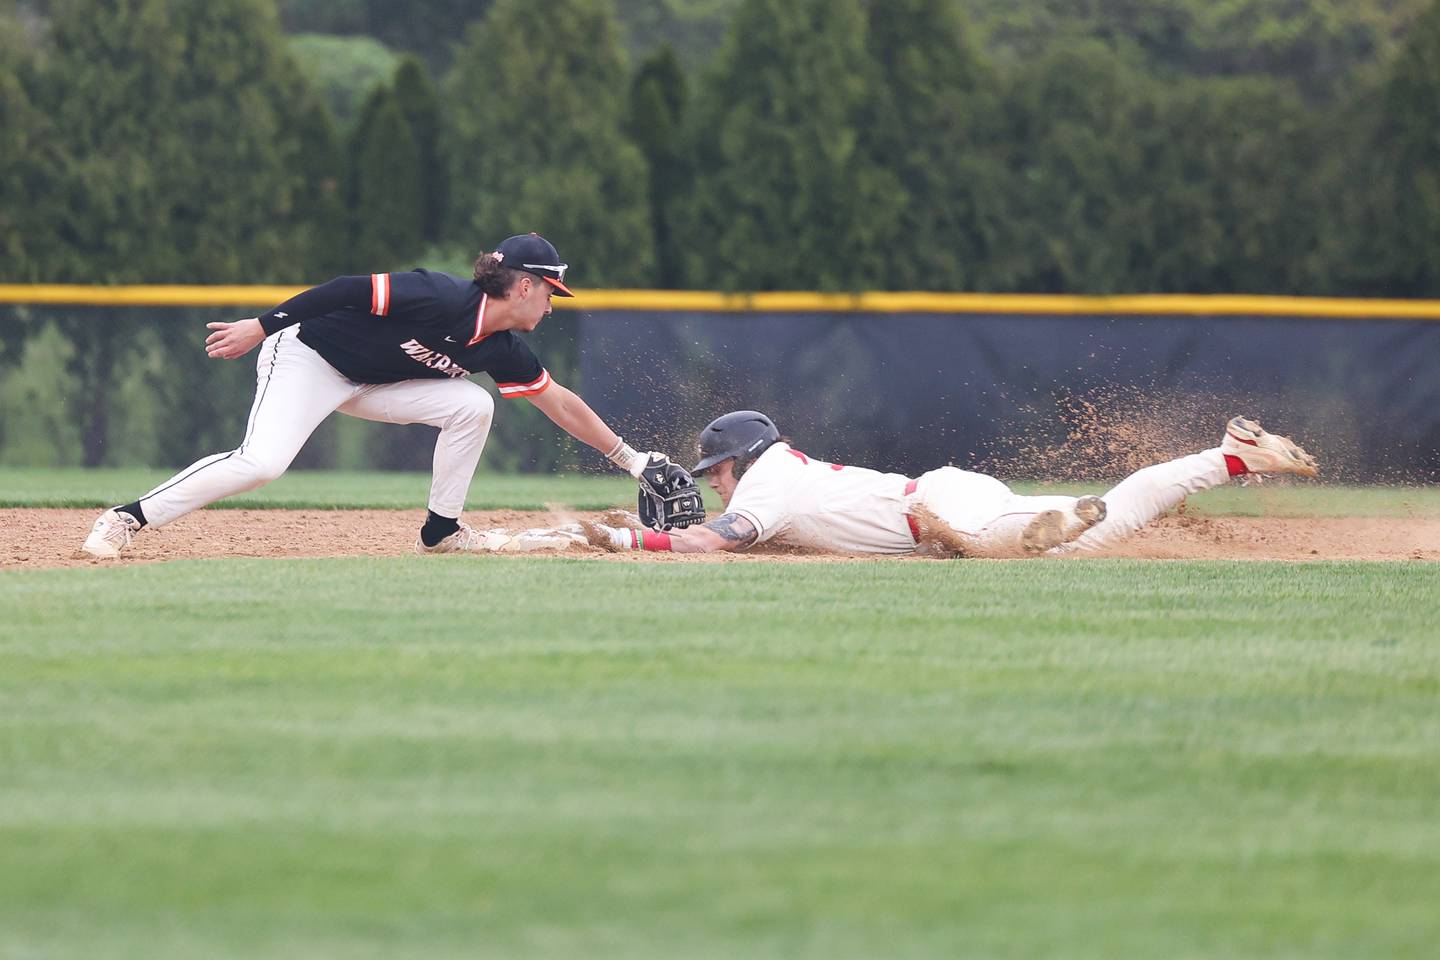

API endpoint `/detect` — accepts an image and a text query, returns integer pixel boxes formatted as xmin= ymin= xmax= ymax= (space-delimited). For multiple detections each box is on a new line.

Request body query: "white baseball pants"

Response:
xmin=135 ymin=328 xmax=494 ymax=528
xmin=916 ymin=450 xmax=1231 ymax=557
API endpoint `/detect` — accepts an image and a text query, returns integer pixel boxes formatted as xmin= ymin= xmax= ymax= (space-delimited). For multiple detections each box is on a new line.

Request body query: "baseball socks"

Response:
xmin=117 ymin=500 xmax=148 ymax=528
xmin=591 ymin=524 xmax=672 ymax=551
xmin=419 ymin=511 xmax=461 ymax=548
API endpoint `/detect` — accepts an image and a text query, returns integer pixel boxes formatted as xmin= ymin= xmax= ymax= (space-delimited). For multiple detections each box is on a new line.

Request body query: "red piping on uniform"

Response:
xmin=495 ymin=369 xmax=551 ymax=398
xmin=903 ymin=478 xmax=920 ymax=542
xmin=371 ymin=273 xmax=390 ymax=315
xmin=469 ymin=294 xmax=489 ymax=345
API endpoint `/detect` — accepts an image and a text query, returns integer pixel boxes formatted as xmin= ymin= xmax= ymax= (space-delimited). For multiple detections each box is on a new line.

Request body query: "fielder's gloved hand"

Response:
xmin=635 ymin=454 xmax=706 ymax=531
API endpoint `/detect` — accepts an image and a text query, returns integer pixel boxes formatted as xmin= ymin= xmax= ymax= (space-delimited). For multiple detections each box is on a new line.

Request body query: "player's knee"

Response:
xmin=451 ymin=389 xmax=494 ymax=429
xmin=234 ymin=451 xmax=290 ymax=487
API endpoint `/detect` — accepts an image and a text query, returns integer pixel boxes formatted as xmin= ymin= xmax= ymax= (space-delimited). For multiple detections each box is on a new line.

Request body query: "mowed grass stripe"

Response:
xmin=2 ymin=558 xmax=1438 ymax=959
xmin=0 ymin=467 xmax=640 ymax=511
xmin=3 ymin=467 xmax=1438 ymax=515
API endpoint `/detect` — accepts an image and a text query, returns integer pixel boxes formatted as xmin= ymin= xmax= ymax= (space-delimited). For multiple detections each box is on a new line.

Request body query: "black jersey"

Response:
xmin=273 ymin=270 xmax=550 ymax=396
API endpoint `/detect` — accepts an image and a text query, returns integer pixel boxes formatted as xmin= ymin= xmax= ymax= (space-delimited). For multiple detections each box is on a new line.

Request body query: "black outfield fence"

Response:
xmin=578 ymin=308 xmax=1440 ymax=483
xmin=2 ymin=289 xmax=1438 ymax=482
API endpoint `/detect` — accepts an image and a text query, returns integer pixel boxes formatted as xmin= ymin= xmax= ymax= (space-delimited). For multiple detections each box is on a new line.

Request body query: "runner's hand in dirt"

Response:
xmin=205 ymin=318 xmax=266 ymax=360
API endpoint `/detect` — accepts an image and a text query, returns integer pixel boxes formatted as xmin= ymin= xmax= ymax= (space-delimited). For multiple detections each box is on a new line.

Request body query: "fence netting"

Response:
xmin=2 ymin=304 xmax=1436 ymax=482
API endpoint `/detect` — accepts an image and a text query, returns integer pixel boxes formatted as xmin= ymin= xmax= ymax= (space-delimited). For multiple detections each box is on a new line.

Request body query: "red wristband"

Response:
xmin=631 ymin=530 xmax=673 ymax=552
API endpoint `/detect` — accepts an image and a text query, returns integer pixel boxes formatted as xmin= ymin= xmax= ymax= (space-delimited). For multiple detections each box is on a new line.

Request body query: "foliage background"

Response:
xmin=2 ymin=0 xmax=1439 ymax=469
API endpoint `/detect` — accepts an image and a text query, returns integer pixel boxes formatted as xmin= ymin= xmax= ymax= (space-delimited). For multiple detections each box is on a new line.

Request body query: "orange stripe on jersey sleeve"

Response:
xmin=371 ymin=273 xmax=390 ymax=315
xmin=495 ymin=369 xmax=552 ymax=398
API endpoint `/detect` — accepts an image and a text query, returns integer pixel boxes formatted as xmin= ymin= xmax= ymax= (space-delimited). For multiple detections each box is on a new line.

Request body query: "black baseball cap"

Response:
xmin=494 ymin=233 xmax=574 ymax=297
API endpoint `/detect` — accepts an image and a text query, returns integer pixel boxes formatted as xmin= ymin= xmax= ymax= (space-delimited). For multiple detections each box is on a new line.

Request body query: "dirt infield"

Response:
xmin=4 ymin=508 xmax=1438 ymax=570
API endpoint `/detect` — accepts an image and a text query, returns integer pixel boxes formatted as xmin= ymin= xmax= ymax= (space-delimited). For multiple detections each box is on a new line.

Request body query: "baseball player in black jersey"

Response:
xmin=82 ymin=233 xmax=687 ymax=558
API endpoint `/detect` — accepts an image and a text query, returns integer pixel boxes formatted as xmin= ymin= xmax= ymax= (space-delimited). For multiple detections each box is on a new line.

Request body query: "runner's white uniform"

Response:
xmin=728 ymin=442 xmax=1234 ymax=556
xmin=727 ymin=443 xmax=917 ymax=554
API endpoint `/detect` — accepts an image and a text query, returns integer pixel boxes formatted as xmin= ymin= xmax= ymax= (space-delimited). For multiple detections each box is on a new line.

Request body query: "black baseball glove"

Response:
xmin=635 ymin=454 xmax=706 ymax=531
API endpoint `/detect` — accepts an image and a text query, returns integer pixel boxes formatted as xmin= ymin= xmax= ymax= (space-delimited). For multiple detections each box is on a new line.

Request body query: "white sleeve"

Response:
xmin=727 ymin=476 xmax=788 ymax=543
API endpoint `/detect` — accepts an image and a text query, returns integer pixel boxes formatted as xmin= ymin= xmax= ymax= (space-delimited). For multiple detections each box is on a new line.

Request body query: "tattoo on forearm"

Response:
xmin=704 ymin=513 xmax=757 ymax=545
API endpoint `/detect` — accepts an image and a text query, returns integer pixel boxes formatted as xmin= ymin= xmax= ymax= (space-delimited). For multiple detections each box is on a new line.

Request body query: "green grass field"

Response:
xmin=3 ymin=472 xmax=1438 ymax=958
xmin=0 ymin=467 xmax=642 ymax=511
xmin=4 ymin=467 xmax=1440 ymax=516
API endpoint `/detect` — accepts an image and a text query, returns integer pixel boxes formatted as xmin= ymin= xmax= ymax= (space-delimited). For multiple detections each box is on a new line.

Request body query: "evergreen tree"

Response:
xmin=291 ymin=90 xmax=351 ymax=279
xmin=680 ymin=0 xmax=904 ymax=291
xmin=1362 ymin=0 xmax=1440 ymax=295
xmin=393 ymin=56 xmax=447 ymax=243
xmin=626 ymin=45 xmax=687 ymax=288
xmin=445 ymin=0 xmax=654 ymax=288
xmin=23 ymin=0 xmax=323 ymax=284
xmin=27 ymin=0 xmax=180 ymax=464
xmin=0 ymin=0 xmax=43 ymax=373
xmin=158 ymin=0 xmax=319 ymax=283
xmin=347 ymin=83 xmax=425 ymax=269
xmin=1125 ymin=77 xmax=1324 ymax=294
xmin=30 ymin=0 xmax=182 ymax=283
xmin=988 ymin=40 xmax=1153 ymax=293
xmin=0 ymin=0 xmax=38 ymax=280
xmin=860 ymin=0 xmax=1003 ymax=291
xmin=28 ymin=0 xmax=330 ymax=464
xmin=969 ymin=0 xmax=1430 ymax=103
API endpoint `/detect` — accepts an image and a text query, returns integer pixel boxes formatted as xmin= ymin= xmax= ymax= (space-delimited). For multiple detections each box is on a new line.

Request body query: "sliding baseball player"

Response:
xmin=580 ymin=410 xmax=1318 ymax=557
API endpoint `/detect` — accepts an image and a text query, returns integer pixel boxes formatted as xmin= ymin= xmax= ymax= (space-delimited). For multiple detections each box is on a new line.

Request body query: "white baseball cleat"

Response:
xmin=1021 ymin=495 xmax=1108 ymax=555
xmin=415 ymin=523 xmax=586 ymax=554
xmin=1068 ymin=495 xmax=1107 ymax=538
xmin=81 ymin=509 xmax=142 ymax=559
xmin=1222 ymin=416 xmax=1319 ymax=478
xmin=414 ymin=523 xmax=503 ymax=554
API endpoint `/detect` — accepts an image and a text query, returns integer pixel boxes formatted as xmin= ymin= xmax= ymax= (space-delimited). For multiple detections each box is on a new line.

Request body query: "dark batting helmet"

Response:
xmin=692 ymin=410 xmax=781 ymax=475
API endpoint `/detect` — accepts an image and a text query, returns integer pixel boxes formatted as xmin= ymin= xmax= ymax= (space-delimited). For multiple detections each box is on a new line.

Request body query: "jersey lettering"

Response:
xmin=399 ymin=339 xmax=472 ymax=378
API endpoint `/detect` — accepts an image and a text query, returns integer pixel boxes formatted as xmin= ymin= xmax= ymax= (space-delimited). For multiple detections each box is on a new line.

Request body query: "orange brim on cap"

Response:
xmin=543 ymin=276 xmax=575 ymax=297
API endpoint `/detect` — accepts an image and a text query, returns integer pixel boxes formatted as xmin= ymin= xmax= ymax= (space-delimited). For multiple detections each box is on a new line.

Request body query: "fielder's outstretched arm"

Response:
xmin=526 ymin=382 xmax=686 ymax=489
xmin=526 ymin=381 xmax=623 ymax=454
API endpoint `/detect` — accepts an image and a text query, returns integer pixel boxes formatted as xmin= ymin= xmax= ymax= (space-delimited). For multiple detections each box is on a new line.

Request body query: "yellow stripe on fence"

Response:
xmin=3 ymin=284 xmax=1440 ymax=319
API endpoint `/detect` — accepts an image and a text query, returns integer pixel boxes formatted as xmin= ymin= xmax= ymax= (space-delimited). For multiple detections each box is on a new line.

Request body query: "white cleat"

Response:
xmin=1222 ymin=416 xmax=1319 ymax=478
xmin=81 ymin=509 xmax=142 ymax=559
xmin=1020 ymin=511 xmax=1066 ymax=555
xmin=414 ymin=523 xmax=503 ymax=554
xmin=498 ymin=527 xmax=588 ymax=552
xmin=1066 ymin=495 xmax=1108 ymax=539
xmin=415 ymin=523 xmax=585 ymax=554
xmin=1021 ymin=496 xmax=1108 ymax=555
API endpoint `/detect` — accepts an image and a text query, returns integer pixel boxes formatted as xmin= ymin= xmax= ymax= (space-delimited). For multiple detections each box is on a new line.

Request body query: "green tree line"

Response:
xmin=6 ymin=0 xmax=1438 ymax=293
xmin=1 ymin=0 xmax=1438 ymax=469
